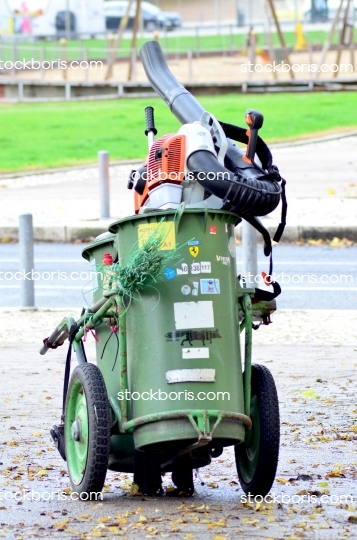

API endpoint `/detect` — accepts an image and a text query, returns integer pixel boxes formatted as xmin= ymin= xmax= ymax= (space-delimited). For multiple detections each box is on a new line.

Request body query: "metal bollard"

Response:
xmin=98 ymin=150 xmax=110 ymax=219
xmin=242 ymin=220 xmax=258 ymax=288
xmin=187 ymin=49 xmax=192 ymax=83
xmin=19 ymin=213 xmax=35 ymax=309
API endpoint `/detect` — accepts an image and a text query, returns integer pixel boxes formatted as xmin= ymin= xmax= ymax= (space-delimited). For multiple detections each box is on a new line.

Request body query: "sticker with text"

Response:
xmin=188 ymin=240 xmax=200 ymax=246
xmin=200 ymin=262 xmax=211 ymax=273
xmin=191 ymin=262 xmax=201 ymax=275
xmin=209 ymin=226 xmax=217 ymax=235
xmin=216 ymin=255 xmax=230 ymax=266
xmin=191 ymin=262 xmax=211 ymax=274
xmin=177 ymin=263 xmax=189 ymax=275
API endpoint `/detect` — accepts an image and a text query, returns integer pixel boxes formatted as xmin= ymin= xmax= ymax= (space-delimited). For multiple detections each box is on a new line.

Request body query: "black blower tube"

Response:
xmin=187 ymin=150 xmax=281 ymax=217
xmin=140 ymin=41 xmax=205 ymax=124
xmin=140 ymin=41 xmax=281 ymax=217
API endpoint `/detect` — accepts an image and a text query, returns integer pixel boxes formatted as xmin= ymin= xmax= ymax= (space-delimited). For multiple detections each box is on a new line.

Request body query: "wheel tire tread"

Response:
xmin=66 ymin=363 xmax=111 ymax=498
xmin=235 ymin=363 xmax=280 ymax=496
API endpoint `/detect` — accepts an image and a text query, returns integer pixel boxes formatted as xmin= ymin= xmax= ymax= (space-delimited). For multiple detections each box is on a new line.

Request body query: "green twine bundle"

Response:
xmin=100 ymin=225 xmax=179 ymax=299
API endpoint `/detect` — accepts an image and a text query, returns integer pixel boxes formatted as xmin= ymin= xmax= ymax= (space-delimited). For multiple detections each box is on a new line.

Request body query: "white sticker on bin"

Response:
xmin=182 ymin=347 xmax=210 ymax=359
xmin=166 ymin=369 xmax=215 ymax=383
xmin=174 ymin=301 xmax=214 ymax=330
xmin=177 ymin=263 xmax=189 ymax=275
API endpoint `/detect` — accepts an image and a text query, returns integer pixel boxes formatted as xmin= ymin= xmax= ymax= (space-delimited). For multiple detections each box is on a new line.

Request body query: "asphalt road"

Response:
xmin=0 ymin=243 xmax=356 ymax=309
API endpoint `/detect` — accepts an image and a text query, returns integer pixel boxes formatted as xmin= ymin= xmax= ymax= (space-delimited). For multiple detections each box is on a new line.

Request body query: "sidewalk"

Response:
xmin=0 ymin=308 xmax=356 ymax=538
xmin=0 ymin=133 xmax=357 ymax=242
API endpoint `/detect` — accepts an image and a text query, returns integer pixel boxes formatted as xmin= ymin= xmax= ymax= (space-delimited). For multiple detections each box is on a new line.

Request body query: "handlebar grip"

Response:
xmin=145 ymin=106 xmax=157 ymax=136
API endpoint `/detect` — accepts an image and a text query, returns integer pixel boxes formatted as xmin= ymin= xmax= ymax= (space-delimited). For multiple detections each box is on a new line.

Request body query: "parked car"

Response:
xmin=104 ymin=1 xmax=181 ymax=32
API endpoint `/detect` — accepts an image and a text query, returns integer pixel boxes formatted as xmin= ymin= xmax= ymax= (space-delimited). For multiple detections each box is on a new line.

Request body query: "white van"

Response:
xmin=22 ymin=0 xmax=106 ymax=38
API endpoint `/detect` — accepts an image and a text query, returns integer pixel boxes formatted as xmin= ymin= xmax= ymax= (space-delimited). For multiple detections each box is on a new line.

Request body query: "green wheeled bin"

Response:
xmin=42 ymin=207 xmax=280 ymax=498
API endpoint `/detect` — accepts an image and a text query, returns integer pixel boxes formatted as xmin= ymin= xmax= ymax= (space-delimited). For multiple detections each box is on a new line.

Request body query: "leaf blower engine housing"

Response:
xmin=130 ymin=117 xmax=283 ymax=220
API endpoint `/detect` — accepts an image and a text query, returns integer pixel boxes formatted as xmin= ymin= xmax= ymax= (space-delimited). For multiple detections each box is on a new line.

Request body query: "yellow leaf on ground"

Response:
xmin=276 ymin=477 xmax=288 ymax=484
xmin=120 ymin=481 xmax=132 ymax=490
xmin=53 ymin=521 xmax=68 ymax=529
xmin=129 ymin=483 xmax=140 ymax=496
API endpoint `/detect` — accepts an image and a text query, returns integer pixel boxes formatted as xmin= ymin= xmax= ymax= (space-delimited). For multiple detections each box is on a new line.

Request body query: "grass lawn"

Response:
xmin=0 ymin=91 xmax=357 ymax=173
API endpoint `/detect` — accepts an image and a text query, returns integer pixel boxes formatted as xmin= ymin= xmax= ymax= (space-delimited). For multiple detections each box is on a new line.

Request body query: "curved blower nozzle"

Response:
xmin=139 ymin=41 xmax=283 ymax=220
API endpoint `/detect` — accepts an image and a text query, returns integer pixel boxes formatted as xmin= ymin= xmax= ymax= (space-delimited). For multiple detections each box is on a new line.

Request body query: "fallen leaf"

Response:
xmin=276 ymin=477 xmax=288 ymax=484
xmin=130 ymin=483 xmax=141 ymax=496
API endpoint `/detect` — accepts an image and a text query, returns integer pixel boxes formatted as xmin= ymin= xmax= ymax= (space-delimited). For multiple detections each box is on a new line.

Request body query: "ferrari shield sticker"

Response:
xmin=189 ymin=246 xmax=199 ymax=257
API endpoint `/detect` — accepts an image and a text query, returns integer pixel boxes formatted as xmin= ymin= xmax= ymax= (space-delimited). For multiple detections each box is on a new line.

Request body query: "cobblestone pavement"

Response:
xmin=0 ymin=309 xmax=356 ymax=539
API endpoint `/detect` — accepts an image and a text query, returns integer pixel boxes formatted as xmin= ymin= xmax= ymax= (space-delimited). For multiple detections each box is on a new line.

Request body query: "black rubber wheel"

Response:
xmin=65 ymin=363 xmax=111 ymax=500
xmin=133 ymin=450 xmax=163 ymax=496
xmin=171 ymin=454 xmax=194 ymax=496
xmin=235 ymin=364 xmax=280 ymax=496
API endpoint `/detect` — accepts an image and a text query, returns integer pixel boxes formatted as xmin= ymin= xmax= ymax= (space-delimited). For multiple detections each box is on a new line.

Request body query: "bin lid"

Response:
xmin=82 ymin=231 xmax=117 ymax=262
xmin=109 ymin=208 xmax=239 ymax=234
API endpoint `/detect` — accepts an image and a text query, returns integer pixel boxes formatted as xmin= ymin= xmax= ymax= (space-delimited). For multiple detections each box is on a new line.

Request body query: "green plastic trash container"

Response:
xmin=109 ymin=208 xmax=247 ymax=453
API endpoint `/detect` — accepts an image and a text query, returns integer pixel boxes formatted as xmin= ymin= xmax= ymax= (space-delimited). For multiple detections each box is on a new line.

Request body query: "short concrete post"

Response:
xmin=187 ymin=49 xmax=193 ymax=83
xmin=19 ymin=213 xmax=35 ymax=308
xmin=242 ymin=221 xmax=258 ymax=287
xmin=98 ymin=151 xmax=110 ymax=219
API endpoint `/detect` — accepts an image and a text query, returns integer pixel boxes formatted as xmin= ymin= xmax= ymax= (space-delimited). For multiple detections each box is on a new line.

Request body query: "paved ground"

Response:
xmin=0 ymin=309 xmax=356 ymax=539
